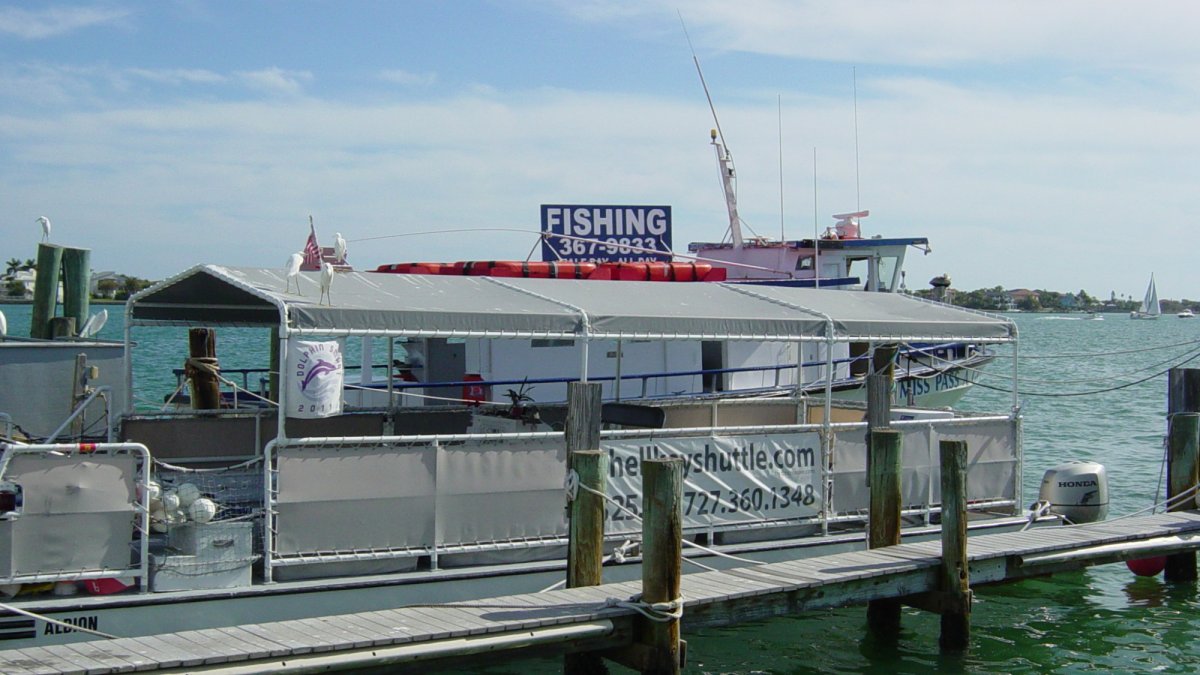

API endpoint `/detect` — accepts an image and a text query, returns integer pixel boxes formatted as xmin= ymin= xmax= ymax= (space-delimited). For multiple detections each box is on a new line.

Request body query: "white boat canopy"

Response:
xmin=128 ymin=264 xmax=1016 ymax=343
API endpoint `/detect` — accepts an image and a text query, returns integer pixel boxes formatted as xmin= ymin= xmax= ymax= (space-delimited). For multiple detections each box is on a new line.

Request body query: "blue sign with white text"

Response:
xmin=540 ymin=205 xmax=672 ymax=263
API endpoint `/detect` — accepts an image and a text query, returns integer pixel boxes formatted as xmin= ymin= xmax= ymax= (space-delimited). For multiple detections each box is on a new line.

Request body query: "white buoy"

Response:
xmin=176 ymin=483 xmax=201 ymax=508
xmin=189 ymin=497 xmax=217 ymax=524
xmin=160 ymin=490 xmax=180 ymax=512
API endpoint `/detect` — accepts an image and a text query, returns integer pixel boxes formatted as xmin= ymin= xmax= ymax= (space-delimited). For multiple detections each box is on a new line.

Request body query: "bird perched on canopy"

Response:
xmin=36 ymin=216 xmax=51 ymax=242
xmin=320 ymin=262 xmax=335 ymax=305
xmin=285 ymin=253 xmax=304 ymax=295
xmin=333 ymin=232 xmax=347 ymax=265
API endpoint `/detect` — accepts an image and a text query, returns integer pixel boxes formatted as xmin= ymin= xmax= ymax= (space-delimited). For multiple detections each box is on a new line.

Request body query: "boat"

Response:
xmin=1179 ymin=309 xmax=1195 ymax=319
xmin=0 ymin=262 xmax=1104 ymax=650
xmin=1087 ymin=311 xmax=1104 ymax=320
xmin=365 ymin=132 xmax=992 ymax=410
xmin=1131 ymin=275 xmax=1161 ymax=320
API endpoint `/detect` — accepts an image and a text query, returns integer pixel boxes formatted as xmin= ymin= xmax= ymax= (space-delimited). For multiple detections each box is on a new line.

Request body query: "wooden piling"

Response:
xmin=186 ymin=328 xmax=221 ymax=410
xmin=61 ymin=246 xmax=91 ymax=332
xmin=29 ymin=243 xmax=63 ymax=339
xmin=48 ymin=317 xmax=75 ymax=339
xmin=1166 ymin=412 xmax=1199 ymax=582
xmin=866 ymin=343 xmax=898 ymax=431
xmin=568 ymin=450 xmax=607 ymax=589
xmin=566 ymin=382 xmax=603 ymax=458
xmin=640 ymin=458 xmax=683 ymax=675
xmin=867 ymin=428 xmax=902 ymax=637
xmin=938 ymin=439 xmax=971 ymax=651
xmin=1168 ymin=368 xmax=1200 ymax=416
xmin=564 ymin=382 xmax=607 ymax=675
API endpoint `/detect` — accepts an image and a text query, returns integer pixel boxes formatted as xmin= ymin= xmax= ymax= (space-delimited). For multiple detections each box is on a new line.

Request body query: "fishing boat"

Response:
xmin=1131 ymin=275 xmax=1161 ymax=320
xmin=367 ymin=132 xmax=992 ymax=410
xmin=0 ymin=263 xmax=1107 ymax=649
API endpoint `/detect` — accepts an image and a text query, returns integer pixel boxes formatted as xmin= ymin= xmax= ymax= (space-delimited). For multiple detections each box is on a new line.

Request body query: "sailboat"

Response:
xmin=1130 ymin=275 xmax=1161 ymax=320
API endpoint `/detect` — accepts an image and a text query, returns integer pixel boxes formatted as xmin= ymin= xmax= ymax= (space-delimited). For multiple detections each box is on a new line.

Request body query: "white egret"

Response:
xmin=333 ymin=232 xmax=347 ymax=264
xmin=79 ymin=309 xmax=108 ymax=338
xmin=36 ymin=216 xmax=51 ymax=242
xmin=285 ymin=253 xmax=304 ymax=295
xmin=319 ymin=262 xmax=334 ymax=305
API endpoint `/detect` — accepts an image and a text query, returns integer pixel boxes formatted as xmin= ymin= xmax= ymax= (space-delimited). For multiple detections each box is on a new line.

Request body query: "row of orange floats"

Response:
xmin=374 ymin=260 xmax=728 ymax=282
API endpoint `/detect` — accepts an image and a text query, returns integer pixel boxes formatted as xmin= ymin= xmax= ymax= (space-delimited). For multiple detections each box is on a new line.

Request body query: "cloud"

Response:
xmin=234 ymin=67 xmax=312 ymax=96
xmin=126 ymin=68 xmax=226 ymax=86
xmin=563 ymin=0 xmax=1200 ymax=74
xmin=378 ymin=69 xmax=437 ymax=86
xmin=0 ymin=5 xmax=129 ymax=39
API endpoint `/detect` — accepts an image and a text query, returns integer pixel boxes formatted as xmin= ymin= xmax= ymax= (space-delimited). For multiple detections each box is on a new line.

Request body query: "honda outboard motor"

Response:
xmin=1037 ymin=461 xmax=1109 ymax=524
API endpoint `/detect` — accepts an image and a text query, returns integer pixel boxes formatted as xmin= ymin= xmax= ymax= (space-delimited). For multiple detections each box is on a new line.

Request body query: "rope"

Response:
xmin=0 ymin=600 xmax=118 ymax=639
xmin=604 ymin=594 xmax=684 ymax=623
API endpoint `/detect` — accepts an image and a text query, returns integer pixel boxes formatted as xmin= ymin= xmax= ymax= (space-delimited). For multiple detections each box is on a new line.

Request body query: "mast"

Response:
xmin=711 ymin=129 xmax=744 ymax=249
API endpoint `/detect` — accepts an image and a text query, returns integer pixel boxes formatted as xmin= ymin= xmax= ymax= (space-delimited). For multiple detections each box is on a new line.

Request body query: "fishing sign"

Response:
xmin=540 ymin=205 xmax=672 ymax=263
xmin=286 ymin=340 xmax=344 ymax=418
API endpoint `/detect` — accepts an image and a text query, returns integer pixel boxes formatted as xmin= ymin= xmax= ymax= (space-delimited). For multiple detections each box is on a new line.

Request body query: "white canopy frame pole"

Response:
xmin=276 ymin=310 xmax=291 ymax=445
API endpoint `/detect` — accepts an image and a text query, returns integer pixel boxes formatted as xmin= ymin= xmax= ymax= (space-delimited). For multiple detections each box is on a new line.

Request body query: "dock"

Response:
xmin=3 ymin=510 xmax=1200 ymax=674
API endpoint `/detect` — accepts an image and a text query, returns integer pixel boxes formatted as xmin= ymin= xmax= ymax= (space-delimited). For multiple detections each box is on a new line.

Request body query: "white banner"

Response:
xmin=286 ymin=340 xmax=344 ymax=418
xmin=601 ymin=433 xmax=822 ymax=532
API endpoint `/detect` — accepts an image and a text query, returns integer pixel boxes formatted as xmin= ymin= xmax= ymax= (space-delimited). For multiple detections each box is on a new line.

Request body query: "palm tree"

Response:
xmin=21 ymin=259 xmax=35 ymax=271
xmin=4 ymin=258 xmax=19 ymax=275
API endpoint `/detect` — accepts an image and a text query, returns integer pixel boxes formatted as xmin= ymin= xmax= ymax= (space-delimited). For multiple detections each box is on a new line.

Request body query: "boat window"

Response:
xmin=531 ymin=339 xmax=575 ymax=348
xmin=877 ymin=256 xmax=900 ymax=291
xmin=846 ymin=258 xmax=867 ymax=290
xmin=795 ymin=255 xmax=814 ymax=271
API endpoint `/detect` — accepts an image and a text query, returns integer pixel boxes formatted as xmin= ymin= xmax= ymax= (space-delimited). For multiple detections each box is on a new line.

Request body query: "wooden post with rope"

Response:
xmin=564 ymin=382 xmax=608 ymax=675
xmin=639 ymin=458 xmax=683 ymax=675
xmin=1166 ymin=412 xmax=1199 ymax=582
xmin=187 ymin=328 xmax=221 ymax=410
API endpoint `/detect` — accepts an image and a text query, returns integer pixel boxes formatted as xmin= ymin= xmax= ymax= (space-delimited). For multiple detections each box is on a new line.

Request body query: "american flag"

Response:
xmin=302 ymin=222 xmax=321 ymax=270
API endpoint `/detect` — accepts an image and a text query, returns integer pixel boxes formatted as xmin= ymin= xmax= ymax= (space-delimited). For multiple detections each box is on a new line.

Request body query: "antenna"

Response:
xmin=853 ymin=67 xmax=861 ymax=212
xmin=680 ymin=14 xmax=728 ymax=151
xmin=813 ymin=147 xmax=820 ymax=288
xmin=778 ymin=95 xmax=785 ymax=241
xmin=681 ymin=12 xmax=744 ymax=249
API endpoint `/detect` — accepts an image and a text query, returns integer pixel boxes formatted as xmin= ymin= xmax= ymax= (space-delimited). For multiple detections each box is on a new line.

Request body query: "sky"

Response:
xmin=2 ymin=1 xmax=1199 ymax=301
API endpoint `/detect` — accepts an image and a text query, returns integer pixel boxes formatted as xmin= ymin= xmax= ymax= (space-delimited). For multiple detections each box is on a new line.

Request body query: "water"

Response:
xmin=5 ymin=305 xmax=1198 ymax=672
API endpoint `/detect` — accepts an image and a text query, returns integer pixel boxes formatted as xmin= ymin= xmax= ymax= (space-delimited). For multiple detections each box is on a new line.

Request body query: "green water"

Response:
xmin=5 ymin=306 xmax=1198 ymax=672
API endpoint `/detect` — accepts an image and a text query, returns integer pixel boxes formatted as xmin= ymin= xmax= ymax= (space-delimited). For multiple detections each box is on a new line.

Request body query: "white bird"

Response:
xmin=319 ymin=262 xmax=334 ymax=305
xmin=78 ymin=309 xmax=108 ymax=338
xmin=285 ymin=253 xmax=304 ymax=295
xmin=36 ymin=216 xmax=51 ymax=242
xmin=333 ymin=232 xmax=347 ymax=264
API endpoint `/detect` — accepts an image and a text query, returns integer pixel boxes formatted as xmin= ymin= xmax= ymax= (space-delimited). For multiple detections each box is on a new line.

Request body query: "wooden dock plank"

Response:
xmin=0 ymin=647 xmax=85 ymax=675
xmin=51 ymin=641 xmax=128 ymax=674
xmin=211 ymin=626 xmax=293 ymax=659
xmin=237 ymin=622 xmax=319 ymax=654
